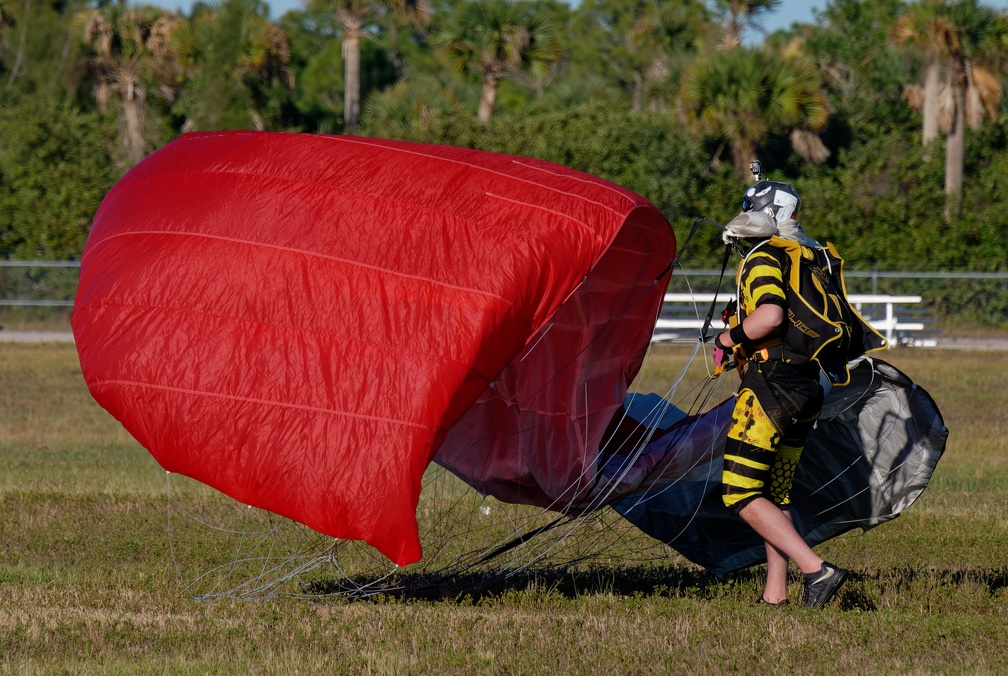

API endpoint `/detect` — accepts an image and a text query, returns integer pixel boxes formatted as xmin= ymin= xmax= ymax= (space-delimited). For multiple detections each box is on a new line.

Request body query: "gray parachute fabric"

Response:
xmin=602 ymin=357 xmax=947 ymax=577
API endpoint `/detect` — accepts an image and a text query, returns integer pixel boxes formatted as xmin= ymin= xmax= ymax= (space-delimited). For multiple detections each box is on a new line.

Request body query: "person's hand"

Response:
xmin=712 ymin=333 xmax=731 ymax=371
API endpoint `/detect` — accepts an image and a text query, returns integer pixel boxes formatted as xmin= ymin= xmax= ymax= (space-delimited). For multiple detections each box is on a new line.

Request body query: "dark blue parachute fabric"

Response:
xmin=610 ymin=358 xmax=947 ymax=578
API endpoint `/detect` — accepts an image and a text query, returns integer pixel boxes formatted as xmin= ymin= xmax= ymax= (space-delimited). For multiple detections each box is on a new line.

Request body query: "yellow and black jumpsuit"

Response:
xmin=721 ymin=244 xmax=825 ymax=512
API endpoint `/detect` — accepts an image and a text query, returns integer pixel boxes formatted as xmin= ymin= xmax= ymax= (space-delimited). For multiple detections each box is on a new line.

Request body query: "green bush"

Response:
xmin=0 ymin=100 xmax=117 ymax=260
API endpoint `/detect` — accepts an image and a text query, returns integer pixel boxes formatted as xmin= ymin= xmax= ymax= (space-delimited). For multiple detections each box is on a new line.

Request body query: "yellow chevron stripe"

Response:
xmin=724 ymin=454 xmax=771 ymax=471
xmin=722 ymin=471 xmax=765 ymax=490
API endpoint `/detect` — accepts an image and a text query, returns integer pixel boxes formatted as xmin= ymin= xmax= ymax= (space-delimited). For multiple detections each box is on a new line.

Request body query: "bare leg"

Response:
xmin=762 ymin=509 xmax=794 ymax=603
xmin=739 ymin=497 xmax=822 ymax=575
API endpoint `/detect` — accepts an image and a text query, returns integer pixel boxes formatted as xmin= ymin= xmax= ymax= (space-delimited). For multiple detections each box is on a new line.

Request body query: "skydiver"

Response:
xmin=712 ymin=176 xmax=853 ymax=609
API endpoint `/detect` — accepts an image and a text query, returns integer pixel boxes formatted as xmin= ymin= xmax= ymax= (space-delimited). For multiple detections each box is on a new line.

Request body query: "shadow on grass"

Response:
xmin=303 ymin=564 xmax=1008 ymax=610
xmin=303 ymin=563 xmax=761 ymax=604
xmin=832 ymin=566 xmax=1008 ymax=612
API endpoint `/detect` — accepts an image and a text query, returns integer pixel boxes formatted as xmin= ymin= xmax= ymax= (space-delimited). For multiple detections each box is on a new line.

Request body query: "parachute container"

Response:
xmin=72 ymin=132 xmax=675 ymax=566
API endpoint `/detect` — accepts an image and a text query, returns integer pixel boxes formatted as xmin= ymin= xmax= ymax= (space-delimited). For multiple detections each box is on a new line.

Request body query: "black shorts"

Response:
xmin=721 ymin=360 xmax=824 ymax=510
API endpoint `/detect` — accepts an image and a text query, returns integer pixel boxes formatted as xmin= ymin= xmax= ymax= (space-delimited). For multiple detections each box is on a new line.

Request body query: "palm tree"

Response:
xmin=74 ymin=4 xmax=183 ymax=167
xmin=892 ymin=0 xmax=948 ymax=146
xmin=572 ymin=0 xmax=707 ymax=112
xmin=173 ymin=0 xmax=294 ymax=131
xmin=935 ymin=0 xmax=1006 ymax=201
xmin=435 ymin=0 xmax=563 ymax=123
xmin=680 ymin=47 xmax=829 ymax=181
xmin=362 ymin=72 xmax=466 ymax=135
xmin=310 ymin=0 xmax=429 ymax=131
xmin=894 ymin=0 xmax=1006 ymax=207
xmin=713 ymin=0 xmax=781 ymax=49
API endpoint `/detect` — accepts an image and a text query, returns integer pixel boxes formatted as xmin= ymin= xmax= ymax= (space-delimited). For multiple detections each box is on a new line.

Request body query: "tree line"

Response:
xmin=1 ymin=0 xmax=1007 ymax=276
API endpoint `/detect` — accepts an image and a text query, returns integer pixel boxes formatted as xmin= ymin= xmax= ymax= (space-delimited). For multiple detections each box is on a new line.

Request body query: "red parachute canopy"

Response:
xmin=72 ymin=132 xmax=675 ymax=565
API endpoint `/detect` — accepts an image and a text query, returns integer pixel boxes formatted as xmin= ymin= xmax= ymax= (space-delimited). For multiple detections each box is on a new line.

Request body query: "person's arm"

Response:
xmin=715 ymin=303 xmax=785 ymax=352
xmin=717 ymin=245 xmax=788 ymax=352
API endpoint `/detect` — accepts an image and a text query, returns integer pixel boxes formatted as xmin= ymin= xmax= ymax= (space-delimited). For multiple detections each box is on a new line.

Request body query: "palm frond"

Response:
xmin=903 ymin=82 xmax=925 ymax=110
xmin=968 ymin=64 xmax=1002 ymax=122
xmin=790 ymin=128 xmax=830 ymax=164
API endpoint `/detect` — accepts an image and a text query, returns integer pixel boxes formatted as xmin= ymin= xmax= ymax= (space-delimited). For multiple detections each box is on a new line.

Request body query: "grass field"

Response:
xmin=2 ymin=342 xmax=1006 ymax=673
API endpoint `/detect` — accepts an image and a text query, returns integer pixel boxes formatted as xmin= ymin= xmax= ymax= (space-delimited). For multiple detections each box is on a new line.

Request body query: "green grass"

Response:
xmin=2 ymin=343 xmax=1007 ymax=673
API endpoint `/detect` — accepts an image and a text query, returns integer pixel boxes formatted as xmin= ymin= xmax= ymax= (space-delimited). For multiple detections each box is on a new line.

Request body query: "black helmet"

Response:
xmin=741 ymin=180 xmax=800 ymax=224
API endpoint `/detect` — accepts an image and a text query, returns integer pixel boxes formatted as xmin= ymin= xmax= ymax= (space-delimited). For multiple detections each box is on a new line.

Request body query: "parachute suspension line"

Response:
xmin=522 ymin=216 xmax=729 ymax=417
xmin=418 ymin=389 xmax=587 ymax=576
xmin=518 ymin=217 xmax=722 ymax=404
xmin=164 ymin=473 xmax=308 ymax=600
xmin=588 ymin=431 xmax=724 ymax=565
xmin=214 ymin=521 xmax=356 ymax=600
xmin=184 ymin=505 xmax=274 ymax=600
xmin=164 ymin=471 xmax=185 ymax=586
xmin=306 ymin=538 xmax=401 ymax=600
xmin=583 ymin=332 xmax=738 ymax=557
xmin=597 ymin=304 xmax=694 ymax=457
xmin=434 ymin=273 xmax=675 ymax=574
xmin=518 ymin=320 xmax=553 ymax=363
xmin=586 ymin=341 xmax=725 ymax=519
xmin=574 ymin=381 xmax=593 ymax=500
xmin=522 ymin=270 xmax=675 ymax=402
xmin=416 ymin=372 xmax=593 ymax=581
xmin=611 ymin=395 xmax=727 ymax=547
xmin=415 ymin=450 xmax=553 ymax=581
xmin=575 ymin=338 xmax=702 ymax=505
xmin=656 ymin=216 xmax=725 ymax=283
xmin=455 ymin=342 xmax=717 ymax=576
xmin=162 ymin=469 xmax=379 ymax=600
xmin=698 ymin=243 xmax=735 ymax=346
xmin=820 ymin=356 xmax=877 ymax=421
xmin=651 ymin=215 xmax=734 ymax=347
xmin=472 ymin=515 xmax=568 ymax=566
xmin=409 ymin=382 xmax=593 ymax=582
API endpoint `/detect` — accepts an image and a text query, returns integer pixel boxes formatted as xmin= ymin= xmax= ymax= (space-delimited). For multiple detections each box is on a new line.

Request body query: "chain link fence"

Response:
xmin=669 ymin=268 xmax=1008 ymax=330
xmin=0 ymin=261 xmax=78 ymax=329
xmin=3 ymin=261 xmax=1007 ymax=332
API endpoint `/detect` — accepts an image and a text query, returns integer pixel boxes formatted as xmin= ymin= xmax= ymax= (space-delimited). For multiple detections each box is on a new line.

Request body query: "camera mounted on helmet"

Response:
xmin=721 ymin=161 xmax=802 ymax=250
